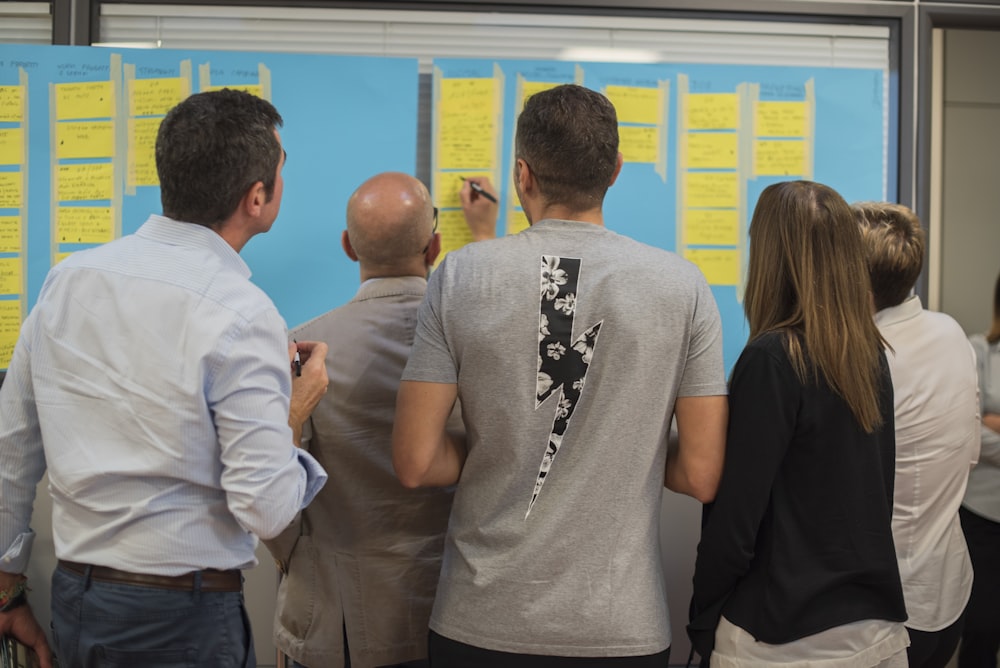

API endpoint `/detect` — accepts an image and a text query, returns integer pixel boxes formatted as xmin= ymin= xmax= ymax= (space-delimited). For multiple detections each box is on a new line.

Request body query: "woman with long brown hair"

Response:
xmin=688 ymin=181 xmax=908 ymax=666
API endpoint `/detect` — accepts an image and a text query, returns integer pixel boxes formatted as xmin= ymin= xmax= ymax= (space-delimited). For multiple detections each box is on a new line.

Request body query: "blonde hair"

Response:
xmin=853 ymin=201 xmax=924 ymax=311
xmin=745 ymin=181 xmax=885 ymax=433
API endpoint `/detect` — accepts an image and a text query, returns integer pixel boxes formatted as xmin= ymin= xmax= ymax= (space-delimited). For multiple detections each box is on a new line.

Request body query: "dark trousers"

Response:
xmin=907 ymin=609 xmax=966 ymax=668
xmin=51 ymin=564 xmax=254 ymax=668
xmin=959 ymin=506 xmax=1000 ymax=668
xmin=428 ymin=630 xmax=671 ymax=668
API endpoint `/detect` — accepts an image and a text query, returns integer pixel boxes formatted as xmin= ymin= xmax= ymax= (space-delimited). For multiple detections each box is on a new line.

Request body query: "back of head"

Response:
xmin=745 ymin=180 xmax=884 ymax=432
xmin=514 ymin=84 xmax=619 ymax=211
xmin=156 ymin=89 xmax=283 ymax=227
xmin=345 ymin=172 xmax=435 ymax=271
xmin=854 ymin=201 xmax=924 ymax=311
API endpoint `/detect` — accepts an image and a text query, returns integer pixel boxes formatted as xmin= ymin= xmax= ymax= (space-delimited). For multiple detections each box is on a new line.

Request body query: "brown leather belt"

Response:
xmin=58 ymin=560 xmax=242 ymax=593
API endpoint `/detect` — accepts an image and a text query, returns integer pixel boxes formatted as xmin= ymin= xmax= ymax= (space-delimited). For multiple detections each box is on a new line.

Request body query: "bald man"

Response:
xmin=268 ymin=172 xmax=497 ymax=668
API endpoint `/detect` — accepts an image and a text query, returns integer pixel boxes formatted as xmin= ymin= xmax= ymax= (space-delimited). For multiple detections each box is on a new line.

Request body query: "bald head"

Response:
xmin=345 ymin=172 xmax=435 ymax=273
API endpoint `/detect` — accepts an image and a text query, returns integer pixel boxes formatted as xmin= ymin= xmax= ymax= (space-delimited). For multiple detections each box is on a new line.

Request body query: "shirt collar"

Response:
xmin=874 ymin=293 xmax=923 ymax=328
xmin=136 ymin=214 xmax=252 ymax=279
xmin=354 ymin=275 xmax=428 ymax=302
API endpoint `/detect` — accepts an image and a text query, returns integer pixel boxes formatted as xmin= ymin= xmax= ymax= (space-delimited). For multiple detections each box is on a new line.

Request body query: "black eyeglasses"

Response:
xmin=421 ymin=207 xmax=439 ymax=254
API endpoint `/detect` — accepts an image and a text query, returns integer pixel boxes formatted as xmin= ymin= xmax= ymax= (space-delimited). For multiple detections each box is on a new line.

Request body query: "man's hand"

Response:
xmin=0 ymin=602 xmax=53 ymax=668
xmin=984 ymin=412 xmax=1000 ymax=434
xmin=288 ymin=340 xmax=329 ymax=445
xmin=460 ymin=177 xmax=499 ymax=242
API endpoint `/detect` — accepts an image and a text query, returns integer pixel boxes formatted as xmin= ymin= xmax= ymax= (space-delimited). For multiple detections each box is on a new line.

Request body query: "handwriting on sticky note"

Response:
xmin=437 ymin=78 xmax=496 ymax=170
xmin=684 ymin=248 xmax=740 ymax=286
xmin=686 ymin=132 xmax=738 ymax=170
xmin=685 ymin=172 xmax=739 ymax=209
xmin=0 ymin=172 xmax=23 ymax=208
xmin=687 ymin=93 xmax=739 ymax=130
xmin=0 ymin=86 xmax=24 ymax=122
xmin=128 ymin=117 xmax=162 ymax=187
xmin=57 ymin=163 xmax=114 ymax=202
xmin=57 ymin=207 xmax=114 ymax=244
xmin=606 ymin=85 xmax=663 ymax=125
xmin=435 ymin=170 xmax=492 ymax=210
xmin=0 ymin=299 xmax=21 ymax=369
xmin=0 ymin=128 xmax=24 ymax=166
xmin=619 ymin=126 xmax=659 ymax=164
xmin=684 ymin=209 xmax=740 ymax=246
xmin=435 ymin=209 xmax=475 ymax=264
xmin=756 ymin=101 xmax=807 ymax=137
xmin=130 ymin=78 xmax=186 ymax=117
xmin=55 ymin=81 xmax=114 ymax=120
xmin=754 ymin=139 xmax=806 ymax=177
xmin=0 ymin=216 xmax=22 ymax=253
xmin=0 ymin=258 xmax=23 ymax=295
xmin=202 ymin=84 xmax=262 ymax=98
xmin=56 ymin=121 xmax=115 ymax=160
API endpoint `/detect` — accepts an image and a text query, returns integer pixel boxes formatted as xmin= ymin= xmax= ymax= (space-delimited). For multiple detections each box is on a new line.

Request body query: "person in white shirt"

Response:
xmin=855 ymin=201 xmax=981 ymax=668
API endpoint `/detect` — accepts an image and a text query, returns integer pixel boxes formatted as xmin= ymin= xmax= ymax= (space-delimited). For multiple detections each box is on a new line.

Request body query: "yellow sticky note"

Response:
xmin=202 ymin=84 xmax=262 ymax=98
xmin=606 ymin=85 xmax=662 ymax=125
xmin=55 ymin=81 xmax=114 ymax=120
xmin=57 ymin=207 xmax=114 ymax=244
xmin=128 ymin=117 xmax=162 ymax=187
xmin=57 ymin=163 xmax=114 ymax=202
xmin=435 ymin=209 xmax=475 ymax=264
xmin=756 ymin=101 xmax=807 ymax=137
xmin=0 ymin=86 xmax=25 ymax=122
xmin=0 ymin=299 xmax=21 ymax=368
xmin=0 ymin=258 xmax=22 ymax=295
xmin=437 ymin=78 xmax=497 ymax=170
xmin=686 ymin=132 xmax=738 ymax=170
xmin=434 ymin=170 xmax=493 ymax=210
xmin=685 ymin=172 xmax=739 ymax=209
xmin=508 ymin=209 xmax=529 ymax=236
xmin=684 ymin=248 xmax=740 ymax=286
xmin=520 ymin=81 xmax=561 ymax=107
xmin=619 ymin=126 xmax=659 ymax=164
xmin=0 ymin=216 xmax=22 ymax=253
xmin=0 ymin=128 xmax=24 ymax=166
xmin=684 ymin=209 xmax=740 ymax=246
xmin=0 ymin=172 xmax=23 ymax=208
xmin=687 ymin=93 xmax=739 ymax=130
xmin=54 ymin=252 xmax=74 ymax=264
xmin=754 ymin=140 xmax=806 ymax=177
xmin=130 ymin=78 xmax=187 ymax=117
xmin=56 ymin=121 xmax=115 ymax=160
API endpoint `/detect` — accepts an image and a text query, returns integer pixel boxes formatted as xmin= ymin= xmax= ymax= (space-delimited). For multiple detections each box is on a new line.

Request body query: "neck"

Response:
xmin=531 ymin=202 xmax=605 ymax=226
xmin=359 ymin=261 xmax=429 ymax=283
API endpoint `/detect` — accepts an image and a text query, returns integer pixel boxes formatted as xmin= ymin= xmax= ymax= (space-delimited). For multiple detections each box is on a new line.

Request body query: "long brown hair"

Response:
xmin=988 ymin=271 xmax=1000 ymax=344
xmin=744 ymin=181 xmax=885 ymax=432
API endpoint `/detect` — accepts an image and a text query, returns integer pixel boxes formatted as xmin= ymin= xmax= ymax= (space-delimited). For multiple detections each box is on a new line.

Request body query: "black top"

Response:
xmin=688 ymin=331 xmax=906 ymax=657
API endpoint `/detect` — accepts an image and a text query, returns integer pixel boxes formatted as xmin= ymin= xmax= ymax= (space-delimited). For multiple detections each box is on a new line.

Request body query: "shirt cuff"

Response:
xmin=295 ymin=449 xmax=327 ymax=509
xmin=0 ymin=530 xmax=35 ymax=574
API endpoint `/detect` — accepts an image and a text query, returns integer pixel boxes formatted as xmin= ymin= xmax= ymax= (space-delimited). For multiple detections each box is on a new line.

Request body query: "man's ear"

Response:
xmin=515 ymin=158 xmax=533 ymax=195
xmin=341 ymin=230 xmax=359 ymax=262
xmin=425 ymin=232 xmax=442 ymax=267
xmin=608 ymin=152 xmax=624 ymax=187
xmin=243 ymin=181 xmax=267 ymax=217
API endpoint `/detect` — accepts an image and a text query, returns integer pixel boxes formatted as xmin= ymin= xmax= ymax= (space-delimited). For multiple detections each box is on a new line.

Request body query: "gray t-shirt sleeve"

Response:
xmin=676 ymin=274 xmax=727 ymax=397
xmin=402 ymin=262 xmax=458 ymax=384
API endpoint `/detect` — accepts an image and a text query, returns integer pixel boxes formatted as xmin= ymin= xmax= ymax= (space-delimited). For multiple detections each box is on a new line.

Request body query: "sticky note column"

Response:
xmin=0 ymin=78 xmax=26 ymax=369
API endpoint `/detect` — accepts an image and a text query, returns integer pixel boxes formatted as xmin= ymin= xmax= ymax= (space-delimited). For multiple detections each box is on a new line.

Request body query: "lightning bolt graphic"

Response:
xmin=528 ymin=255 xmax=602 ymax=518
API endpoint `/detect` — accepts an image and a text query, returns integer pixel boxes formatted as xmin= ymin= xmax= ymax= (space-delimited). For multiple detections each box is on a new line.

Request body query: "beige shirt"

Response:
xmin=269 ymin=276 xmax=457 ymax=668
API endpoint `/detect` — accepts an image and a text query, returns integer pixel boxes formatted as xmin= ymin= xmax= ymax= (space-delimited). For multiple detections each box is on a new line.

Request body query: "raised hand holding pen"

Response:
xmin=287 ymin=340 xmax=329 ymax=446
xmin=459 ymin=176 xmax=499 ymax=242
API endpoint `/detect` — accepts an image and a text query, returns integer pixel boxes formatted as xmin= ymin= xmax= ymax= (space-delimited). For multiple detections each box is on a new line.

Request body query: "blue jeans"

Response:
xmin=51 ymin=564 xmax=255 ymax=668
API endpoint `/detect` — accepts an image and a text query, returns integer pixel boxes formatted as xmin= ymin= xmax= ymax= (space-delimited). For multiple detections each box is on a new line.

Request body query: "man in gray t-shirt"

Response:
xmin=392 ymin=84 xmax=728 ymax=666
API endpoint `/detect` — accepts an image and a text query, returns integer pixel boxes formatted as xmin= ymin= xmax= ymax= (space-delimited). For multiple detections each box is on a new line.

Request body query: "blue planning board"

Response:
xmin=0 ymin=44 xmax=419 ymax=369
xmin=431 ymin=58 xmax=889 ymax=372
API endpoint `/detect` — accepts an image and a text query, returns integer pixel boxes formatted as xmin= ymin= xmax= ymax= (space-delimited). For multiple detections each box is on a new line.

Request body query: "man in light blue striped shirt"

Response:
xmin=0 ymin=89 xmax=329 ymax=668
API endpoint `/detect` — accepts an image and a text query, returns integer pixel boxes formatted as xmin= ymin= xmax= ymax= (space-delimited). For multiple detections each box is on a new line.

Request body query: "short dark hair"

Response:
xmin=514 ymin=84 xmax=619 ymax=211
xmin=853 ymin=201 xmax=924 ymax=311
xmin=156 ymin=89 xmax=283 ymax=227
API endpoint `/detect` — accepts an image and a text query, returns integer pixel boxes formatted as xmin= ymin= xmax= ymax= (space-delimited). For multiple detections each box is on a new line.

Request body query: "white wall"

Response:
xmin=940 ymin=29 xmax=1000 ymax=334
